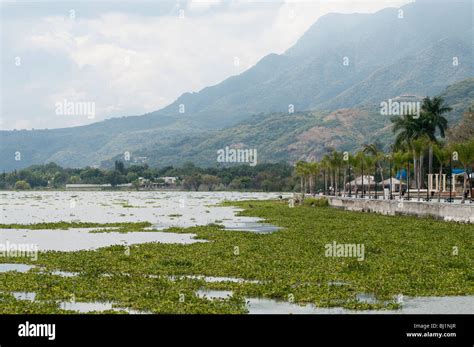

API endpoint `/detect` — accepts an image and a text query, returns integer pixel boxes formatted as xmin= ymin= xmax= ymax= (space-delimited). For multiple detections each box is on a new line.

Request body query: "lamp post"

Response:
xmin=449 ymin=156 xmax=452 ymax=203
xmin=470 ymin=168 xmax=473 ymax=203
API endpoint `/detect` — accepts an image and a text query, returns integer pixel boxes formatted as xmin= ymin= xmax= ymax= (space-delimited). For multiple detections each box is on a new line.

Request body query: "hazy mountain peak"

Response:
xmin=1 ymin=0 xmax=472 ymax=170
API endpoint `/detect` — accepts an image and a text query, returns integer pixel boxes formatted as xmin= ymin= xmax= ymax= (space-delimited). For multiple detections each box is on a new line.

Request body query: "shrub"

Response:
xmin=303 ymin=197 xmax=329 ymax=207
xmin=14 ymin=180 xmax=31 ymax=190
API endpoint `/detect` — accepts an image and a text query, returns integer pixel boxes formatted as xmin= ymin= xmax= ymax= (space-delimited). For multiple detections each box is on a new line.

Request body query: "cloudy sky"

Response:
xmin=1 ymin=0 xmax=411 ymax=130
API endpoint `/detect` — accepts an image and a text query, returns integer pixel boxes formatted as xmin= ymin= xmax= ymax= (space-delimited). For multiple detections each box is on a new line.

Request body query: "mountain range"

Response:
xmin=1 ymin=0 xmax=473 ymax=171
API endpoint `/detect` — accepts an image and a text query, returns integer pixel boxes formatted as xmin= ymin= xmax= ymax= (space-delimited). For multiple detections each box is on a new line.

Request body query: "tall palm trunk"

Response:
xmin=419 ymin=153 xmax=424 ymax=189
xmin=417 ymin=153 xmax=422 ymax=201
xmin=413 ymin=152 xmax=417 ymax=199
xmin=343 ymin=167 xmax=347 ymax=197
xmin=379 ymin=163 xmax=385 ymax=199
xmin=315 ymin=173 xmax=319 ymax=195
xmin=406 ymin=163 xmax=410 ymax=200
xmin=300 ymin=177 xmax=304 ymax=199
xmin=324 ymin=170 xmax=327 ymax=195
xmin=367 ymin=175 xmax=371 ymax=198
xmin=399 ymin=168 xmax=403 ymax=199
xmin=331 ymin=169 xmax=336 ymax=195
xmin=368 ymin=165 xmax=372 ymax=198
xmin=437 ymin=166 xmax=443 ymax=203
xmin=337 ymin=167 xmax=340 ymax=196
xmin=429 ymin=145 xmax=433 ymax=181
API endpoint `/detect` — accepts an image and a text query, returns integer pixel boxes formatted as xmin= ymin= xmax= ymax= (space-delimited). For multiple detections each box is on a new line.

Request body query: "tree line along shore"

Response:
xmin=3 ymin=97 xmax=473 ymax=199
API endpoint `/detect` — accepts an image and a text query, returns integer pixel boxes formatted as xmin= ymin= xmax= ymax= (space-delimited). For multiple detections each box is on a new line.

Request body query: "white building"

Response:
xmin=160 ymin=177 xmax=178 ymax=184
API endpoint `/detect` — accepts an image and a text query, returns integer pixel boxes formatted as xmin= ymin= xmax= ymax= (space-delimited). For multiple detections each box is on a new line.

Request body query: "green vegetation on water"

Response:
xmin=0 ymin=200 xmax=472 ymax=313
xmin=0 ymin=221 xmax=152 ymax=232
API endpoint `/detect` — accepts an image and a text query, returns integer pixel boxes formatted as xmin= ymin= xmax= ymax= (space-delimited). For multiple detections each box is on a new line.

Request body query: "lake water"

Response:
xmin=0 ymin=191 xmax=287 ymax=251
xmin=197 ymin=289 xmax=474 ymax=314
xmin=9 ymin=291 xmax=148 ymax=314
xmin=0 ymin=191 xmax=287 ymax=226
xmin=7 ymin=286 xmax=471 ymax=314
xmin=1 ymin=191 xmax=472 ymax=314
xmin=0 ymin=228 xmax=205 ymax=252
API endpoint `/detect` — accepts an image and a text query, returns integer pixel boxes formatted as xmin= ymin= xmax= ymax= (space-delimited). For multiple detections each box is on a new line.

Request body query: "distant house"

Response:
xmin=137 ymin=177 xmax=149 ymax=185
xmin=66 ymin=184 xmax=111 ymax=190
xmin=137 ymin=177 xmax=160 ymax=189
xmin=378 ymin=177 xmax=404 ymax=192
xmin=392 ymin=94 xmax=424 ymax=101
xmin=346 ymin=175 xmax=375 ymax=188
xmin=134 ymin=176 xmax=179 ymax=189
xmin=133 ymin=157 xmax=148 ymax=164
xmin=160 ymin=177 xmax=178 ymax=184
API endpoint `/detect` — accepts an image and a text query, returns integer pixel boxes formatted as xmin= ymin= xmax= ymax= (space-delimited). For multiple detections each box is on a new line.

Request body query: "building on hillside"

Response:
xmin=160 ymin=177 xmax=178 ymax=185
xmin=133 ymin=157 xmax=148 ymax=164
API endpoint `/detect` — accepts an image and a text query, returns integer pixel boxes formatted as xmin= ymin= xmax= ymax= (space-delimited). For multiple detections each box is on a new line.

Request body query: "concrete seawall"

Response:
xmin=324 ymin=197 xmax=474 ymax=223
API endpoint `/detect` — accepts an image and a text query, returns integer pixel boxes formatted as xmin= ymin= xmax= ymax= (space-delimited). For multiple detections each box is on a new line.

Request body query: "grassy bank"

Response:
xmin=0 ymin=200 xmax=472 ymax=313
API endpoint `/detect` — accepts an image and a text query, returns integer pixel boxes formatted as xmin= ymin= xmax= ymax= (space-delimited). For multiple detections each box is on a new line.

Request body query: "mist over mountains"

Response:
xmin=1 ymin=0 xmax=473 ymax=171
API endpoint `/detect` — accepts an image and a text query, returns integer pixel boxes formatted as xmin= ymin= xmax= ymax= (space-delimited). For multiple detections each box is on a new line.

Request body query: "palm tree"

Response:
xmin=328 ymin=151 xmax=344 ymax=196
xmin=421 ymin=96 xmax=452 ymax=177
xmin=393 ymin=146 xmax=412 ymax=199
xmin=432 ymin=143 xmax=450 ymax=202
xmin=411 ymin=136 xmax=429 ymax=201
xmin=354 ymin=151 xmax=366 ymax=197
xmin=393 ymin=150 xmax=409 ymax=198
xmin=307 ymin=162 xmax=319 ymax=195
xmin=421 ymin=96 xmax=451 ymax=140
xmin=392 ymin=98 xmax=452 ymax=180
xmin=452 ymin=139 xmax=474 ymax=203
xmin=342 ymin=153 xmax=354 ymax=196
xmin=347 ymin=153 xmax=357 ymax=197
xmin=392 ymin=114 xmax=419 ymax=193
xmin=391 ymin=113 xmax=423 ymax=149
xmin=363 ymin=143 xmax=386 ymax=198
xmin=295 ymin=161 xmax=308 ymax=199
xmin=321 ymin=155 xmax=331 ymax=195
xmin=364 ymin=155 xmax=375 ymax=198
xmin=328 ymin=153 xmax=336 ymax=195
